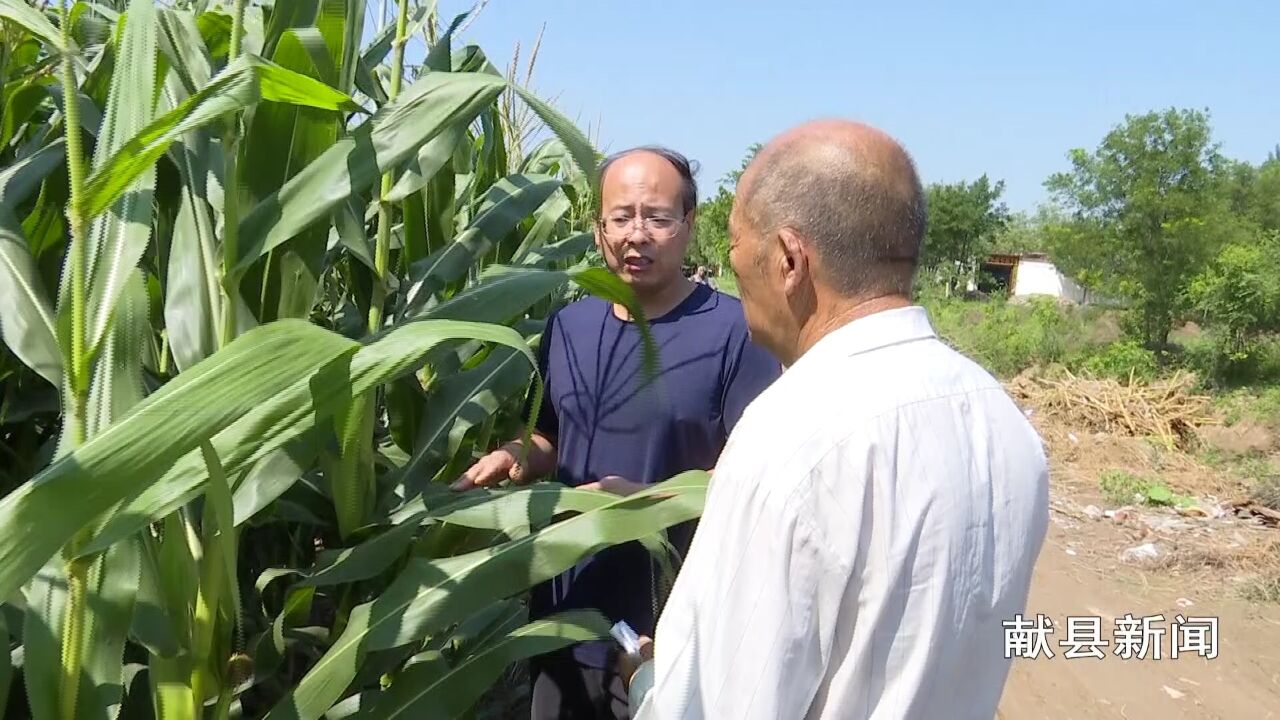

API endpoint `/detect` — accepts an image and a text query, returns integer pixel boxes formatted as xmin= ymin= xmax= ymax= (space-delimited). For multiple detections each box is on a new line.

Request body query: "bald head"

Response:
xmin=736 ymin=119 xmax=927 ymax=298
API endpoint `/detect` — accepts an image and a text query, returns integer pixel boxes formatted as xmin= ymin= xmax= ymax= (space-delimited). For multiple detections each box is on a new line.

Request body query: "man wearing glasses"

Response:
xmin=452 ymin=146 xmax=781 ymax=719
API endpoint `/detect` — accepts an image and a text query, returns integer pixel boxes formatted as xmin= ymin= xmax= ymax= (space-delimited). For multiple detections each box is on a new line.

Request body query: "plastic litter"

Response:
xmin=1121 ymin=542 xmax=1161 ymax=562
xmin=610 ymin=620 xmax=642 ymax=658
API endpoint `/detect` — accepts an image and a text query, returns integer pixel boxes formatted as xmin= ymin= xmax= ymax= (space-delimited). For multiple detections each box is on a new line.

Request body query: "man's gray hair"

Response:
xmin=596 ymin=145 xmax=700 ymax=216
xmin=741 ymin=141 xmax=927 ymax=297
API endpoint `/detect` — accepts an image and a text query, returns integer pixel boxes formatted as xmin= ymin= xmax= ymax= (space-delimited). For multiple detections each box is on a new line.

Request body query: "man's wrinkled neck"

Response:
xmin=790 ymin=292 xmax=913 ymax=363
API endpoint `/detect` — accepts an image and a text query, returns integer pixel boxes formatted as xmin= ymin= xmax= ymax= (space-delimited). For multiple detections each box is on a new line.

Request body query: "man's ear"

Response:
xmin=776 ymin=226 xmax=810 ymax=294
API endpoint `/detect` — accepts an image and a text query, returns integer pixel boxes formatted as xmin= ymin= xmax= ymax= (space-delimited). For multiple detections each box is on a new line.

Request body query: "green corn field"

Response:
xmin=0 ymin=0 xmax=705 ymax=717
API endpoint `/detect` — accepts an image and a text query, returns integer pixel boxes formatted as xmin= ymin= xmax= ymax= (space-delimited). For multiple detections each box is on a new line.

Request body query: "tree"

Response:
xmin=1045 ymin=108 xmax=1233 ymax=347
xmin=1249 ymin=156 xmax=1280 ymax=232
xmin=690 ymin=144 xmax=761 ymax=273
xmin=920 ymin=175 xmax=1010 ymax=294
xmin=1187 ymin=230 xmax=1280 ymax=379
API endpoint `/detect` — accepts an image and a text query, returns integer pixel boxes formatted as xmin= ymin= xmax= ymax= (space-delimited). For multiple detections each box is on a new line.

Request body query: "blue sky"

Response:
xmin=387 ymin=0 xmax=1280 ymax=212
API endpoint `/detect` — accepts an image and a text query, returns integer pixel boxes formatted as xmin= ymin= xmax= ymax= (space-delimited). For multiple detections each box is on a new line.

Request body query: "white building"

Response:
xmin=971 ymin=253 xmax=1092 ymax=304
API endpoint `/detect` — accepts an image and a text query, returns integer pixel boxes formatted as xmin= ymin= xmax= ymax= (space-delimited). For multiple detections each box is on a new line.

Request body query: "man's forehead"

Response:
xmin=602 ymin=164 xmax=682 ymax=208
xmin=604 ymin=152 xmax=681 ymax=186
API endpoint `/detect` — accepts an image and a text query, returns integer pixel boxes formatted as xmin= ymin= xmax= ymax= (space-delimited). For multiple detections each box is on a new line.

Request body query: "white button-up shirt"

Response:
xmin=632 ymin=305 xmax=1050 ymax=719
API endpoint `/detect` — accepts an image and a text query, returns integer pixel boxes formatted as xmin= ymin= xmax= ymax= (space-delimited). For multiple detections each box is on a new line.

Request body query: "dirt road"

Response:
xmin=997 ymin=511 xmax=1280 ymax=719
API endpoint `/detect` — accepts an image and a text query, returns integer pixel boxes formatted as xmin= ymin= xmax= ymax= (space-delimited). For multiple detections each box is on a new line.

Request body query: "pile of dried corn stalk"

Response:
xmin=1007 ymin=369 xmax=1217 ymax=449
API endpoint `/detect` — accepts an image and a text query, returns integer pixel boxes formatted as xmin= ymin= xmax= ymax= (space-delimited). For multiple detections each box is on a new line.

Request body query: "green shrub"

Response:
xmin=1185 ymin=234 xmax=1280 ymax=383
xmin=1181 ymin=334 xmax=1280 ymax=387
xmin=922 ymin=295 xmax=1093 ymax=378
xmin=1213 ymin=385 xmax=1280 ymax=430
xmin=1076 ymin=340 xmax=1159 ymax=382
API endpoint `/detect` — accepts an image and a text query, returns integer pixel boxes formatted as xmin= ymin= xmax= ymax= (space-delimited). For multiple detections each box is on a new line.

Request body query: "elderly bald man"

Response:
xmin=624 ymin=120 xmax=1050 ymax=719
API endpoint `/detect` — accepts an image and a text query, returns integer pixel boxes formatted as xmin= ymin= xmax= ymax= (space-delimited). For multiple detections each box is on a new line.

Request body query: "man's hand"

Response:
xmin=580 ymin=475 xmax=647 ymax=496
xmin=619 ymin=635 xmax=655 ymax=689
xmin=451 ymin=444 xmax=531 ymax=491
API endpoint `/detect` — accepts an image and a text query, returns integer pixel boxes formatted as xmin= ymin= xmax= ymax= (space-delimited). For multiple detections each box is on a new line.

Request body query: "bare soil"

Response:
xmin=997 ymin=388 xmax=1280 ymax=719
xmin=998 ymin=532 xmax=1280 ymax=719
xmin=1198 ymin=422 xmax=1278 ymax=457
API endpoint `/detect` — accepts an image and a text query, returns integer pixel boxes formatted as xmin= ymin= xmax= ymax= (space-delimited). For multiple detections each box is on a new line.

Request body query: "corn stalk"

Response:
xmin=53 ymin=0 xmax=93 ymax=716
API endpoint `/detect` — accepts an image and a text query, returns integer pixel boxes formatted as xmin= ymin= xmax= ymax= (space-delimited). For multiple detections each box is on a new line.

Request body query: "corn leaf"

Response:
xmin=164 ymin=184 xmax=223 ymax=372
xmin=399 ymin=174 xmax=563 ymax=317
xmin=0 ymin=207 xmax=60 ymax=387
xmin=408 ymin=261 xmax=649 ymax=376
xmin=509 ymin=191 xmax=573 ymax=264
xmin=0 ymin=320 xmax=360 ymax=603
xmin=0 ymin=0 xmax=65 ymax=51
xmin=337 ymin=0 xmax=367 ymax=96
xmin=264 ymin=471 xmax=707 ymax=720
xmin=0 ymin=139 xmax=66 ymax=205
xmin=231 ymin=431 xmax=322 ymax=526
xmin=385 ymin=122 xmax=465 ymax=203
xmin=75 ymin=536 xmax=143 ymax=720
xmin=78 ymin=319 xmax=537 ymax=557
xmin=244 ymin=21 xmax=348 ymax=323
xmin=149 ymin=651 xmax=195 ymax=720
xmin=73 ymin=0 xmax=159 ymax=373
xmin=84 ymin=270 xmax=152 ymax=439
xmin=157 ymin=7 xmax=214 ymax=95
xmin=321 ymin=385 xmax=377 ymax=541
xmin=233 ymin=70 xmax=507 ymax=277
xmin=157 ymin=14 xmax=224 ymax=372
xmin=21 ymin=558 xmax=66 ymax=720
xmin=362 ymin=610 xmax=611 ymax=720
xmin=306 ymin=484 xmax=613 ymax=589
xmin=255 ymin=53 xmax=360 ymax=112
xmin=198 ymin=441 xmax=240 ymax=674
xmin=0 ymin=605 xmax=9 ymax=714
xmin=261 ymin=0 xmax=325 ymax=59
xmin=333 ymin=194 xmax=376 ymax=271
xmin=81 ymin=54 xmax=359 ymax=221
xmin=129 ymin=529 xmax=186 ymax=659
xmin=395 ymin=345 xmax=535 ymax=485
xmin=1 ymin=82 xmax=52 ymax=149
xmin=522 ymin=231 xmax=594 ymax=268
xmin=389 ymin=483 xmax=613 ymax=530
xmin=513 ymin=84 xmax=600 ymax=198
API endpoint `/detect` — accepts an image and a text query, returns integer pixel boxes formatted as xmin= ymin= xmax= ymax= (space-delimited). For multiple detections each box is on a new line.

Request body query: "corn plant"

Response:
xmin=0 ymin=1 xmax=699 ymax=717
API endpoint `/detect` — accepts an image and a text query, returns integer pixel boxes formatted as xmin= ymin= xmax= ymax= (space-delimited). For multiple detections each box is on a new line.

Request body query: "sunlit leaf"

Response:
xmin=234 ymin=70 xmax=506 ymax=277
xmin=0 ymin=0 xmax=66 ymax=51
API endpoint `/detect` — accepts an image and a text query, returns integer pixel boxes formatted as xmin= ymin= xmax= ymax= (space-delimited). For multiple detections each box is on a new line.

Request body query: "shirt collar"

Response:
xmin=799 ymin=305 xmax=938 ymax=364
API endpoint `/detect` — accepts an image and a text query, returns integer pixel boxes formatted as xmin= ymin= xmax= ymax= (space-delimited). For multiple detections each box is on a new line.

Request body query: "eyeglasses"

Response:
xmin=597 ymin=213 xmax=688 ymax=240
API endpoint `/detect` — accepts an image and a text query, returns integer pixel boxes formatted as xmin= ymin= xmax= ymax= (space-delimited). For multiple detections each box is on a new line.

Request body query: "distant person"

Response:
xmin=624 ymin=119 xmax=1050 ymax=719
xmin=691 ymin=265 xmax=719 ymax=291
xmin=452 ymin=145 xmax=781 ymax=719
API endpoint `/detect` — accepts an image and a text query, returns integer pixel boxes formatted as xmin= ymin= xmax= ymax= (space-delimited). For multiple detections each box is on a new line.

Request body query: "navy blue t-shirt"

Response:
xmin=525 ymin=283 xmax=782 ymax=667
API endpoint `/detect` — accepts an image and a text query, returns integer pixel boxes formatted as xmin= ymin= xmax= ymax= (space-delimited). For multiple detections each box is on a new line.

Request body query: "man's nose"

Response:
xmin=626 ymin=224 xmax=652 ymax=243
